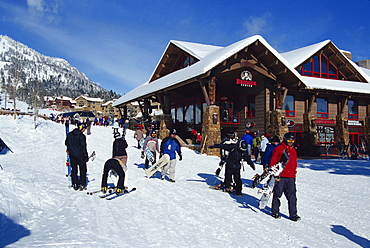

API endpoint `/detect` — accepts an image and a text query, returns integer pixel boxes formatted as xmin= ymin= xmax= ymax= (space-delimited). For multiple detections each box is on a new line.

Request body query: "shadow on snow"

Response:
xmin=298 ymin=159 xmax=370 ymax=177
xmin=0 ymin=212 xmax=31 ymax=247
xmin=331 ymin=225 xmax=370 ymax=248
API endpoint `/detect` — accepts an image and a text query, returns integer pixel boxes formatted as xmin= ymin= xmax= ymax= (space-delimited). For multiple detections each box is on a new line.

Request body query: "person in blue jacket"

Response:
xmin=242 ymin=130 xmax=253 ymax=157
xmin=262 ymin=136 xmax=280 ymax=169
xmin=160 ymin=129 xmax=182 ymax=182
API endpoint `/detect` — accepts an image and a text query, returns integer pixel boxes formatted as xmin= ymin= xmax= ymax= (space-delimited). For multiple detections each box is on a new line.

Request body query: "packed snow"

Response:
xmin=0 ymin=115 xmax=369 ymax=248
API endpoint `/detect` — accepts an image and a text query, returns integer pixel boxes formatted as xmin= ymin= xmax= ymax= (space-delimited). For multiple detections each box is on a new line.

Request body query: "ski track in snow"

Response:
xmin=0 ymin=115 xmax=369 ymax=248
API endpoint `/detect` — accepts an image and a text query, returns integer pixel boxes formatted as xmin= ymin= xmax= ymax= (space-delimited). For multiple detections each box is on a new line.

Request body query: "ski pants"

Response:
xmin=101 ymin=159 xmax=125 ymax=190
xmin=70 ymin=156 xmax=87 ymax=187
xmin=272 ymin=177 xmax=297 ymax=217
xmin=161 ymin=159 xmax=176 ymax=180
xmin=224 ymin=167 xmax=242 ymax=194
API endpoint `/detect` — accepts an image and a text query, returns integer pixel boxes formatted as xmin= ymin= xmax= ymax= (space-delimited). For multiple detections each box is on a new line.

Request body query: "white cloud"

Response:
xmin=27 ymin=0 xmax=44 ymax=13
xmin=243 ymin=13 xmax=272 ymax=37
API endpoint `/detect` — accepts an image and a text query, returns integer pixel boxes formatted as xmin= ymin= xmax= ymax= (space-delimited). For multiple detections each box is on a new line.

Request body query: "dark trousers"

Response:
xmin=144 ymin=151 xmax=157 ymax=169
xmin=272 ymin=177 xmax=297 ymax=217
xmin=224 ymin=167 xmax=242 ymax=194
xmin=101 ymin=159 xmax=125 ymax=190
xmin=70 ymin=156 xmax=87 ymax=187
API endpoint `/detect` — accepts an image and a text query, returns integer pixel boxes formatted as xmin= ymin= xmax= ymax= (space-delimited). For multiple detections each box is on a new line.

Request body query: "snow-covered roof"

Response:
xmin=114 ymin=35 xmax=302 ymax=107
xmin=170 ymin=40 xmax=223 ymax=60
xmin=77 ymin=95 xmax=103 ymax=102
xmin=113 ymin=35 xmax=370 ymax=107
xmin=303 ymin=77 xmax=370 ymax=94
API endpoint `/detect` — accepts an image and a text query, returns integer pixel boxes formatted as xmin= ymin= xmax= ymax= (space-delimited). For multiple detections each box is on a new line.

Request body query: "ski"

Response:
xmin=99 ymin=191 xmax=117 ymax=199
xmin=106 ymin=187 xmax=136 ymax=200
xmin=87 ymin=187 xmax=114 ymax=195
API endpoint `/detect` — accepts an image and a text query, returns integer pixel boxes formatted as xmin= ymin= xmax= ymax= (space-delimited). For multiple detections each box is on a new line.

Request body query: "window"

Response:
xmin=317 ymin=98 xmax=328 ymax=119
xmin=283 ymin=95 xmax=295 ymax=117
xmin=245 ymin=95 xmax=255 ymax=118
xmin=184 ymin=105 xmax=194 ymax=124
xmin=348 ymin=100 xmax=358 ymax=120
xmin=171 ymin=52 xmax=196 ymax=72
xmin=221 ymin=100 xmax=239 ymax=124
xmin=299 ymin=54 xmax=346 ymax=80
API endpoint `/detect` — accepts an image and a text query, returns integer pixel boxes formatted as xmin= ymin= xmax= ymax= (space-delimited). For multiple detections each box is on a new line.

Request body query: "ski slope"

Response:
xmin=0 ymin=115 xmax=369 ymax=248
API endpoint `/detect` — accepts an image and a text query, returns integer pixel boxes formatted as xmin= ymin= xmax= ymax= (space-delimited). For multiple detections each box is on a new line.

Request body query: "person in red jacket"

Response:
xmin=269 ymin=133 xmax=301 ymax=221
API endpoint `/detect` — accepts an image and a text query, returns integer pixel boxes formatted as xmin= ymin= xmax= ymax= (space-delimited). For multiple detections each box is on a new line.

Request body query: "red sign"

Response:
xmin=236 ymin=79 xmax=257 ymax=87
xmin=315 ymin=120 xmax=335 ymax=125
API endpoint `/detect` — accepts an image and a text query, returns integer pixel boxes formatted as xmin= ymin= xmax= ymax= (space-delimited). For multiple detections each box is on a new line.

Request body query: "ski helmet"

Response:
xmin=114 ymin=132 xmax=121 ymax=139
xmin=283 ymin=133 xmax=295 ymax=142
xmin=170 ymin=129 xmax=177 ymax=135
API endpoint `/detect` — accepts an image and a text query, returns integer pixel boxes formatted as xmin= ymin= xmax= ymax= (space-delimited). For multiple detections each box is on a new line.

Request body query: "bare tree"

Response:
xmin=4 ymin=58 xmax=26 ymax=119
xmin=28 ymin=77 xmax=45 ymax=128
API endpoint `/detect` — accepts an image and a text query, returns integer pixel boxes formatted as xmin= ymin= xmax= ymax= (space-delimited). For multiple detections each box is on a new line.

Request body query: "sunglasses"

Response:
xmin=287 ymin=139 xmax=295 ymax=143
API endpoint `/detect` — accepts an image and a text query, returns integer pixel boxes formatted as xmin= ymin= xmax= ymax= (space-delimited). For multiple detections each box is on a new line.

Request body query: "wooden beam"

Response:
xmin=268 ymin=59 xmax=279 ymax=67
xmin=199 ymin=81 xmax=210 ymax=106
xmin=240 ymin=61 xmax=277 ymax=80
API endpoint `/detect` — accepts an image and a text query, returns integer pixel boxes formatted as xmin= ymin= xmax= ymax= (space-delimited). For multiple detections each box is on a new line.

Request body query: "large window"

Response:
xmin=299 ymin=54 xmax=346 ymax=80
xmin=245 ymin=95 xmax=255 ymax=118
xmin=283 ymin=95 xmax=295 ymax=117
xmin=317 ymin=97 xmax=328 ymax=119
xmin=171 ymin=52 xmax=196 ymax=73
xmin=348 ymin=100 xmax=358 ymax=120
xmin=221 ymin=100 xmax=239 ymax=124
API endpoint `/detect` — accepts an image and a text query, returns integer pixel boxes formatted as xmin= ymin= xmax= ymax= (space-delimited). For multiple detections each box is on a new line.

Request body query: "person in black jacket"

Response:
xmin=112 ymin=132 xmax=128 ymax=168
xmin=209 ymin=140 xmax=255 ymax=195
xmin=65 ymin=123 xmax=88 ymax=191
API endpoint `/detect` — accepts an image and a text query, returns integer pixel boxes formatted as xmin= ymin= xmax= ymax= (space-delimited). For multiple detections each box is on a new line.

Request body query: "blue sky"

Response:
xmin=0 ymin=0 xmax=369 ymax=95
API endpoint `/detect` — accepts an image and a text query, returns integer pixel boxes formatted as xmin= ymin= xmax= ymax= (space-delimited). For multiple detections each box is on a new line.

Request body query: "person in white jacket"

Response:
xmin=259 ymin=134 xmax=269 ymax=163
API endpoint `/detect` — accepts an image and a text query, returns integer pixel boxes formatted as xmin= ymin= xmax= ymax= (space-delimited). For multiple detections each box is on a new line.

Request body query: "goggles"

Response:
xmin=286 ymin=139 xmax=295 ymax=143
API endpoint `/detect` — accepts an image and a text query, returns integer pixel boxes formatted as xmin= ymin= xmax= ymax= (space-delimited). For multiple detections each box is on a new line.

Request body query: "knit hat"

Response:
xmin=270 ymin=136 xmax=280 ymax=143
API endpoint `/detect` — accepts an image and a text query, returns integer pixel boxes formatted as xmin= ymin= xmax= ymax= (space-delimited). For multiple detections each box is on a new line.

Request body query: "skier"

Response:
xmin=112 ymin=132 xmax=128 ymax=168
xmin=101 ymin=158 xmax=126 ymax=194
xmin=209 ymin=139 xmax=255 ymax=195
xmin=65 ymin=123 xmax=89 ymax=191
xmin=160 ymin=129 xmax=182 ymax=182
xmin=86 ymin=117 xmax=92 ymax=135
xmin=269 ymin=133 xmax=301 ymax=221
xmin=112 ymin=120 xmax=120 ymax=134
xmin=216 ymin=132 xmax=238 ymax=176
xmin=259 ymin=134 xmax=269 ymax=164
xmin=142 ymin=130 xmax=159 ymax=169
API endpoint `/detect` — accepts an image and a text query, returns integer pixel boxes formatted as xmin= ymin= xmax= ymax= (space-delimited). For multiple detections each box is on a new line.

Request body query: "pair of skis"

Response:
xmin=87 ymin=187 xmax=137 ymax=200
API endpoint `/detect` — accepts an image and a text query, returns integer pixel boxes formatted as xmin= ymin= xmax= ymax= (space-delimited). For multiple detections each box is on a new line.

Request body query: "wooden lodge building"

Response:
xmin=113 ymin=35 xmax=370 ymax=157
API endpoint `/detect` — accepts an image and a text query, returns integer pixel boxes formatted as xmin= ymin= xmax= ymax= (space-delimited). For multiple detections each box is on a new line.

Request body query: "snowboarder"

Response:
xmin=209 ymin=139 xmax=255 ymax=195
xmin=142 ymin=130 xmax=159 ymax=169
xmin=160 ymin=129 xmax=182 ymax=182
xmin=65 ymin=123 xmax=89 ymax=191
xmin=262 ymin=135 xmax=280 ymax=169
xmin=242 ymin=130 xmax=253 ymax=157
xmin=270 ymin=133 xmax=301 ymax=221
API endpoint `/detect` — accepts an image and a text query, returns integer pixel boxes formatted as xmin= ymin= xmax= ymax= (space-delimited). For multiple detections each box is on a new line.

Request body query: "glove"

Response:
xmin=179 ymin=154 xmax=182 ymax=161
xmin=215 ymin=168 xmax=221 ymax=176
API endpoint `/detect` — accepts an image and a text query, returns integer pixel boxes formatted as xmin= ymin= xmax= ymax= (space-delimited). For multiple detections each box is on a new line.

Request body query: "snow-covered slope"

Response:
xmin=0 ymin=115 xmax=369 ymax=247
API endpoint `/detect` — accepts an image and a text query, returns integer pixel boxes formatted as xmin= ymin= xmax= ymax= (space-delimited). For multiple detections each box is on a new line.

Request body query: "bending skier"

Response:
xmin=142 ymin=130 xmax=159 ymax=169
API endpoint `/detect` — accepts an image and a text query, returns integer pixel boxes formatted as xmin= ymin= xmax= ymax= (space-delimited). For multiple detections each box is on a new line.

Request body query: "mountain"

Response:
xmin=0 ymin=35 xmax=120 ymax=102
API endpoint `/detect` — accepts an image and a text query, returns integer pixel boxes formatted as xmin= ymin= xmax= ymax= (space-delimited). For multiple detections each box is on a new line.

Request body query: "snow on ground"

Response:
xmin=0 ymin=115 xmax=369 ymax=248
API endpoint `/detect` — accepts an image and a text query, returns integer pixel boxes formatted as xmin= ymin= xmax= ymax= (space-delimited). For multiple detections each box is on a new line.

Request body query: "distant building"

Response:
xmin=43 ymin=96 xmax=74 ymax=110
xmin=102 ymin=99 xmax=120 ymax=117
xmin=74 ymin=95 xmax=103 ymax=115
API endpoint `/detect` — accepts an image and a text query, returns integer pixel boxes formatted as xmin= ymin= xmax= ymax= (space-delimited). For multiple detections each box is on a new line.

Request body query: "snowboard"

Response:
xmin=145 ymin=154 xmax=170 ymax=178
xmin=258 ymin=176 xmax=276 ymax=209
xmin=145 ymin=147 xmax=155 ymax=163
xmin=253 ymin=149 xmax=289 ymax=209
